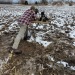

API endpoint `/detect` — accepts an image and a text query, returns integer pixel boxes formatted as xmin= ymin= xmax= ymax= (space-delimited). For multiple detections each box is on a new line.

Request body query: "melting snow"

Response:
xmin=70 ymin=66 xmax=75 ymax=70
xmin=36 ymin=25 xmax=43 ymax=29
xmin=0 ymin=25 xmax=5 ymax=30
xmin=73 ymin=42 xmax=75 ymax=46
xmin=36 ymin=36 xmax=52 ymax=47
xmin=8 ymin=21 xmax=19 ymax=31
xmin=27 ymin=36 xmax=35 ymax=42
xmin=69 ymin=30 xmax=75 ymax=38
xmin=28 ymin=35 xmax=52 ymax=47
xmin=28 ymin=24 xmax=52 ymax=47
xmin=57 ymin=61 xmax=75 ymax=70
xmin=1 ymin=5 xmax=75 ymax=73
xmin=51 ymin=18 xmax=64 ymax=27
xmin=33 ymin=23 xmax=37 ymax=27
xmin=46 ymin=54 xmax=54 ymax=61
xmin=57 ymin=61 xmax=68 ymax=67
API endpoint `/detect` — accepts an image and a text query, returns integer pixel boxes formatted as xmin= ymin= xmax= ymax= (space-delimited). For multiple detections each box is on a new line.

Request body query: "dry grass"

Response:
xmin=52 ymin=1 xmax=64 ymax=6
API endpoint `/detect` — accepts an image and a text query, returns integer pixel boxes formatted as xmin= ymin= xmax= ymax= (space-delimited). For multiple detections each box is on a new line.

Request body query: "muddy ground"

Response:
xmin=0 ymin=28 xmax=75 ymax=75
xmin=0 ymin=4 xmax=75 ymax=75
xmin=0 ymin=30 xmax=75 ymax=75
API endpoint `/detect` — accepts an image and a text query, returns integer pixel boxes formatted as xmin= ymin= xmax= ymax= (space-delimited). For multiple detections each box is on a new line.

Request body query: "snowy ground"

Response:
xmin=1 ymin=4 xmax=75 ymax=47
xmin=0 ymin=4 xmax=75 ymax=74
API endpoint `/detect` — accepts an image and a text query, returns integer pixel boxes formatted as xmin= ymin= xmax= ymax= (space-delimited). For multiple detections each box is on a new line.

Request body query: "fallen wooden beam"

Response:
xmin=32 ymin=21 xmax=49 ymax=24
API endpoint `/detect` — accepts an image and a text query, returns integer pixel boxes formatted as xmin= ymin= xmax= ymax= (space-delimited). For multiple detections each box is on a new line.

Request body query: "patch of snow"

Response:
xmin=57 ymin=61 xmax=75 ymax=70
xmin=0 ymin=25 xmax=5 ymax=30
xmin=51 ymin=18 xmax=64 ymax=27
xmin=8 ymin=26 xmax=13 ymax=30
xmin=70 ymin=66 xmax=75 ymax=70
xmin=73 ymin=42 xmax=75 ymax=46
xmin=8 ymin=21 xmax=19 ymax=31
xmin=28 ymin=33 xmax=52 ymax=47
xmin=27 ymin=36 xmax=35 ymax=42
xmin=46 ymin=54 xmax=54 ymax=61
xmin=36 ymin=36 xmax=52 ymax=47
xmin=36 ymin=25 xmax=43 ymax=29
xmin=4 ymin=30 xmax=9 ymax=33
xmin=31 ymin=73 xmax=34 ymax=75
xmin=46 ymin=64 xmax=53 ymax=68
xmin=10 ymin=21 xmax=18 ymax=27
xmin=60 ymin=30 xmax=65 ymax=33
xmin=69 ymin=30 xmax=75 ymax=38
xmin=67 ymin=25 xmax=75 ymax=30
xmin=33 ymin=23 xmax=36 ymax=27
xmin=41 ymin=41 xmax=52 ymax=47
xmin=57 ymin=61 xmax=68 ymax=67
